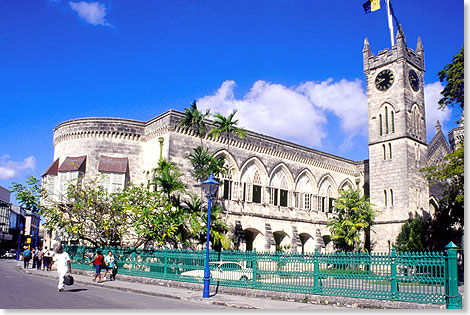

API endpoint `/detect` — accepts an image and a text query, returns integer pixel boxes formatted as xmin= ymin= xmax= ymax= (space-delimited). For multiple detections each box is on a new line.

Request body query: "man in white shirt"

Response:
xmin=49 ymin=245 xmax=72 ymax=292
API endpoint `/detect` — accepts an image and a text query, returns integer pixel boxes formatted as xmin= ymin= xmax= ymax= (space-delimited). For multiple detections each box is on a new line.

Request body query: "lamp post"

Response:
xmin=201 ymin=173 xmax=220 ymax=298
xmin=34 ymin=215 xmax=39 ymax=249
xmin=16 ymin=222 xmax=24 ymax=261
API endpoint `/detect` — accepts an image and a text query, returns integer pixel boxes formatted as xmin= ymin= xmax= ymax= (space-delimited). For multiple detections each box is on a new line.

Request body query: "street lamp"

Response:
xmin=34 ymin=216 xmax=39 ymax=249
xmin=201 ymin=173 xmax=220 ymax=298
xmin=16 ymin=222 xmax=24 ymax=261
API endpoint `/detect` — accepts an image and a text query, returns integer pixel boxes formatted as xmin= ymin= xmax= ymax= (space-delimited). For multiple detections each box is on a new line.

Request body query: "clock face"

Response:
xmin=375 ymin=69 xmax=395 ymax=91
xmin=408 ymin=69 xmax=420 ymax=92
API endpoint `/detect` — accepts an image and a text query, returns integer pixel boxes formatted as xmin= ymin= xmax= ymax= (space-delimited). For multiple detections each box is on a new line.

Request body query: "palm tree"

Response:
xmin=186 ymin=146 xmax=227 ymax=181
xmin=208 ymin=110 xmax=245 ymax=222
xmin=178 ymin=101 xmax=211 ymax=148
xmin=326 ymin=187 xmax=378 ymax=252
xmin=151 ymin=159 xmax=186 ymax=202
xmin=186 ymin=146 xmax=228 ymax=200
xmin=208 ymin=109 xmax=246 ymax=152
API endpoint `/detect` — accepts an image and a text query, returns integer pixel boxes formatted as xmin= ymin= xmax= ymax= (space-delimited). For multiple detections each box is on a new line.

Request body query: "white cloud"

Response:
xmin=298 ymin=79 xmax=368 ymax=136
xmin=424 ymin=81 xmax=452 ymax=139
xmin=69 ymin=1 xmax=111 ymax=26
xmin=197 ymin=79 xmax=367 ymax=148
xmin=0 ymin=155 xmax=36 ymax=180
xmin=198 ymin=80 xmax=328 ymax=147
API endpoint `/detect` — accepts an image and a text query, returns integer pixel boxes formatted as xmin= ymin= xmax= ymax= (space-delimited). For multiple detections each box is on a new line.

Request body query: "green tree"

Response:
xmin=438 ymin=46 xmax=464 ymax=111
xmin=178 ymin=100 xmax=211 ymax=147
xmin=417 ymin=142 xmax=464 ymax=251
xmin=186 ymin=146 xmax=227 ymax=181
xmin=40 ymin=177 xmax=127 ymax=247
xmin=11 ymin=175 xmax=42 ymax=213
xmin=327 ymin=187 xmax=378 ymax=252
xmin=395 ymin=215 xmax=431 ymax=252
xmin=208 ymin=109 xmax=246 ymax=152
xmin=151 ymin=159 xmax=186 ymax=201
xmin=122 ymin=183 xmax=192 ymax=248
xmin=198 ymin=203 xmax=232 ymax=251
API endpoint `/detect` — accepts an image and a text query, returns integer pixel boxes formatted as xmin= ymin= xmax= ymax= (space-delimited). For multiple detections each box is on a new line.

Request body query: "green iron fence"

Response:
xmin=64 ymin=242 xmax=462 ymax=309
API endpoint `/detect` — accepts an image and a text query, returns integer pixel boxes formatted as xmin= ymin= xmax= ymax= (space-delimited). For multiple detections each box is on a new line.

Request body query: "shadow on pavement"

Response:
xmin=63 ymin=288 xmax=89 ymax=293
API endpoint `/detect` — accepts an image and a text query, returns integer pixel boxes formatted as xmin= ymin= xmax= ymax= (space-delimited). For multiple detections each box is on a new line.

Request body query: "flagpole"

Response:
xmin=386 ymin=0 xmax=395 ymax=47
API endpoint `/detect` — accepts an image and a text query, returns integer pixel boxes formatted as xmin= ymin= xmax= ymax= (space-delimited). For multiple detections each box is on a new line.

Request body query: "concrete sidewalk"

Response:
xmin=9 ymin=259 xmax=444 ymax=309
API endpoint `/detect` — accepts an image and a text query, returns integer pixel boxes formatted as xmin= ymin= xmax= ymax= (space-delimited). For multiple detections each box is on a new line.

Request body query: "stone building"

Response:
xmin=42 ymin=27 xmax=458 ymax=253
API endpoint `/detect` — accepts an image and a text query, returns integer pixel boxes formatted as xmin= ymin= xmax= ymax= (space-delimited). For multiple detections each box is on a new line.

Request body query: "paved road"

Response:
xmin=0 ymin=259 xmax=223 ymax=309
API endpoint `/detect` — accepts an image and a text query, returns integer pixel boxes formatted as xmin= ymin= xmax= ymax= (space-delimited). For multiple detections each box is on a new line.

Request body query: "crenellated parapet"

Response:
xmin=363 ymin=25 xmax=424 ymax=73
xmin=54 ymin=117 xmax=145 ymax=146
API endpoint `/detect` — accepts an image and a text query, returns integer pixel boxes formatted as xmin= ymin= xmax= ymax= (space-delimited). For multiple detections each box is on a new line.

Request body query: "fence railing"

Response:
xmin=64 ymin=242 xmax=462 ymax=309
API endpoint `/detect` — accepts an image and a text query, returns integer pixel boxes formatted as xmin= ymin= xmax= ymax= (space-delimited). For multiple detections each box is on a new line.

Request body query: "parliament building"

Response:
xmin=42 ymin=27 xmax=461 ymax=253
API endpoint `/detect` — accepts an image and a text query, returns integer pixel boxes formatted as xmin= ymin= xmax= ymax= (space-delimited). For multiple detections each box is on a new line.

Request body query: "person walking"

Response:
xmin=49 ymin=245 xmax=72 ymax=292
xmin=36 ymin=247 xmax=44 ymax=270
xmin=103 ymin=251 xmax=115 ymax=281
xmin=44 ymin=246 xmax=54 ymax=271
xmin=22 ymin=247 xmax=31 ymax=269
xmin=91 ymin=250 xmax=104 ymax=283
xmin=31 ymin=248 xmax=37 ymax=269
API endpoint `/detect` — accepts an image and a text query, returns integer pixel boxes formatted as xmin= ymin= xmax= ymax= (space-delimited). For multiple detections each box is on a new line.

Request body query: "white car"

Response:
xmin=181 ymin=261 xmax=254 ymax=281
xmin=2 ymin=249 xmax=17 ymax=259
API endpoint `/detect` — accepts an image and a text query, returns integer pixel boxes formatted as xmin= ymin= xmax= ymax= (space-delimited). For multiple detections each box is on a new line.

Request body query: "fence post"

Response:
xmin=252 ymin=250 xmax=258 ymax=289
xmin=445 ymin=242 xmax=461 ymax=309
xmin=313 ymin=249 xmax=319 ymax=293
xmin=390 ymin=249 xmax=397 ymax=300
xmin=164 ymin=252 xmax=168 ymax=279
xmin=131 ymin=249 xmax=136 ymax=273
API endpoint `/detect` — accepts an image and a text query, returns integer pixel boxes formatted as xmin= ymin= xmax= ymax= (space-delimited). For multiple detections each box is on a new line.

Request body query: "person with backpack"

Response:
xmin=91 ymin=250 xmax=104 ymax=283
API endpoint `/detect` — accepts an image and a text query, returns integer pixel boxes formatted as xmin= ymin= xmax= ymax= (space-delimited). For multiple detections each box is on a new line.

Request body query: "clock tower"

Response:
xmin=363 ymin=26 xmax=429 ymax=251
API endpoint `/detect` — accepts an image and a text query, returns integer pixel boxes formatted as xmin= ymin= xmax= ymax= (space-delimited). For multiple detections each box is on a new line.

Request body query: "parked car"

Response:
xmin=181 ymin=261 xmax=254 ymax=281
xmin=1 ymin=249 xmax=17 ymax=259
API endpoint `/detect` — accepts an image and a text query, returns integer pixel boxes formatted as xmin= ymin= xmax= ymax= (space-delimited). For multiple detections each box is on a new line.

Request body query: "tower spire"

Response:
xmin=435 ymin=120 xmax=442 ymax=135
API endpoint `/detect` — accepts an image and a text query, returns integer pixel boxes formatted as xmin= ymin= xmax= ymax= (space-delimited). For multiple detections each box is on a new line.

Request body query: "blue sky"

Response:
xmin=0 ymin=0 xmax=464 ymax=197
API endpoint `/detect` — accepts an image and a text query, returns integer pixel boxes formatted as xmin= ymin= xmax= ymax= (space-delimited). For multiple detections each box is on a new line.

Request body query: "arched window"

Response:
xmin=385 ymin=106 xmax=389 ymax=134
xmin=389 ymin=143 xmax=392 ymax=159
xmin=379 ymin=114 xmax=383 ymax=136
xmin=390 ymin=189 xmax=394 ymax=206
xmin=384 ymin=190 xmax=387 ymax=207
xmin=391 ymin=111 xmax=395 ymax=133
xmin=383 ymin=144 xmax=386 ymax=160
xmin=269 ymin=170 xmax=288 ymax=207
xmin=295 ymin=174 xmax=313 ymax=210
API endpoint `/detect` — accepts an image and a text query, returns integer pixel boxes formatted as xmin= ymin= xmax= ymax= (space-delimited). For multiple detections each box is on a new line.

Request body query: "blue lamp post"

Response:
xmin=34 ymin=216 xmax=39 ymax=249
xmin=201 ymin=173 xmax=220 ymax=298
xmin=16 ymin=222 xmax=24 ymax=261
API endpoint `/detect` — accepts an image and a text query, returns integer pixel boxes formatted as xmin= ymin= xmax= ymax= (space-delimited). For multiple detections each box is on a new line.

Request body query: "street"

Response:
xmin=0 ymin=259 xmax=223 ymax=309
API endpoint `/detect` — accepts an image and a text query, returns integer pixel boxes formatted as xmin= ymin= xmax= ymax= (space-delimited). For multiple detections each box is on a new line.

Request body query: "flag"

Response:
xmin=363 ymin=0 xmax=385 ymax=14
xmin=388 ymin=0 xmax=400 ymax=27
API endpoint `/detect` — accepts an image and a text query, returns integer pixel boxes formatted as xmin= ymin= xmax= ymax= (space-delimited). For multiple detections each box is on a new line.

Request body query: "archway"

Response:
xmin=243 ymin=228 xmax=263 ymax=252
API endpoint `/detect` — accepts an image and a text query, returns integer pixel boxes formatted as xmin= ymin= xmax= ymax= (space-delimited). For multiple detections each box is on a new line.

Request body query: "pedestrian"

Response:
xmin=31 ymin=248 xmax=37 ymax=269
xmin=44 ymin=246 xmax=54 ymax=271
xmin=49 ymin=244 xmax=72 ymax=292
xmin=22 ymin=247 xmax=31 ymax=269
xmin=91 ymin=250 xmax=104 ymax=283
xmin=36 ymin=247 xmax=44 ymax=270
xmin=103 ymin=251 xmax=115 ymax=281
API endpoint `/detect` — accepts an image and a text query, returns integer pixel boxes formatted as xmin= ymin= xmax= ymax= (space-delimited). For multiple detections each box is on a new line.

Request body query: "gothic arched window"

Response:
xmin=379 ymin=114 xmax=383 ymax=136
